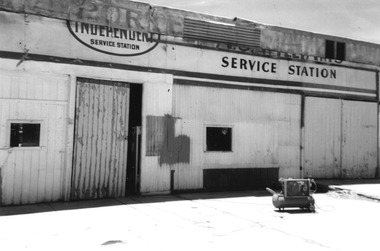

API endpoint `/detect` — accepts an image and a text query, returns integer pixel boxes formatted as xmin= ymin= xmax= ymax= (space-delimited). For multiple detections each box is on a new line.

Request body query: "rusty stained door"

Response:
xmin=71 ymin=78 xmax=130 ymax=200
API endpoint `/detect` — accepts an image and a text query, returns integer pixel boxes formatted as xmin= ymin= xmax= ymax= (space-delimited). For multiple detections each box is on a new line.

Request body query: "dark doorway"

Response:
xmin=126 ymin=84 xmax=142 ymax=194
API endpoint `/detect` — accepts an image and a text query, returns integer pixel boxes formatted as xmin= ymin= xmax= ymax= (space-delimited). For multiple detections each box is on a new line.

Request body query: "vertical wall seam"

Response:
xmin=0 ymin=167 xmax=2 ymax=206
xmin=340 ymin=99 xmax=344 ymax=178
xmin=63 ymin=74 xmax=73 ymax=201
xmin=300 ymin=94 xmax=305 ymax=178
xmin=377 ymin=71 xmax=380 ymax=178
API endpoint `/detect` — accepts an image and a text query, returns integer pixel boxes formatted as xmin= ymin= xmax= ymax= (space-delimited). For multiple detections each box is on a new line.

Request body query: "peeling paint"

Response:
xmin=159 ymin=115 xmax=190 ymax=165
xmin=72 ymin=78 xmax=130 ymax=200
xmin=146 ymin=115 xmax=190 ymax=165
xmin=2 ymin=0 xmax=380 ymax=67
xmin=0 ymin=0 xmax=184 ymax=36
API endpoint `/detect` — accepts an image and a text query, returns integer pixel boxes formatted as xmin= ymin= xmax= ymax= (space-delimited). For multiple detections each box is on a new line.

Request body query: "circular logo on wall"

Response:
xmin=67 ymin=21 xmax=160 ymax=56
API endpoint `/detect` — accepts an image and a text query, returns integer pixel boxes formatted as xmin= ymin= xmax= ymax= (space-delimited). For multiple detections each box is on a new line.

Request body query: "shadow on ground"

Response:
xmin=317 ymin=179 xmax=380 ymax=186
xmin=6 ymin=179 xmax=371 ymax=217
xmin=275 ymin=208 xmax=315 ymax=214
xmin=0 ymin=189 xmax=272 ymax=216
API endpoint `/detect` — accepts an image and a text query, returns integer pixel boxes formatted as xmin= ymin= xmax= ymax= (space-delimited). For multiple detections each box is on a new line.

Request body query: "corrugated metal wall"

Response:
xmin=171 ymin=84 xmax=301 ymax=190
xmin=0 ymin=70 xmax=69 ymax=205
xmin=341 ymin=100 xmax=377 ymax=178
xmin=139 ymin=81 xmax=174 ymax=194
xmin=304 ymin=97 xmax=377 ymax=178
xmin=71 ymin=78 xmax=130 ymax=200
xmin=304 ymin=98 xmax=341 ymax=178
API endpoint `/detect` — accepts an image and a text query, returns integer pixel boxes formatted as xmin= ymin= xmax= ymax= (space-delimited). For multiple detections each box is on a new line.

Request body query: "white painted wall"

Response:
xmin=304 ymin=97 xmax=378 ymax=178
xmin=341 ymin=100 xmax=377 ymax=178
xmin=0 ymin=69 xmax=70 ymax=204
xmin=304 ymin=98 xmax=341 ymax=178
xmin=171 ymin=84 xmax=301 ymax=190
xmin=140 ymin=79 xmax=174 ymax=194
xmin=0 ymin=58 xmax=172 ymax=203
xmin=0 ymin=10 xmax=378 ymax=200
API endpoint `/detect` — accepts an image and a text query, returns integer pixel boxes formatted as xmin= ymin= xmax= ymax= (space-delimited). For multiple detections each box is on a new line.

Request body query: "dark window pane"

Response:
xmin=206 ymin=127 xmax=232 ymax=151
xmin=336 ymin=42 xmax=345 ymax=60
xmin=325 ymin=40 xmax=335 ymax=59
xmin=10 ymin=123 xmax=40 ymax=147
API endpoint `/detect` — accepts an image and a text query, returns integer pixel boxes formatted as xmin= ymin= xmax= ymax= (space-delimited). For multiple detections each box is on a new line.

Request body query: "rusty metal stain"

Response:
xmin=0 ymin=0 xmax=254 ymax=39
xmin=0 ymin=0 xmax=184 ymax=36
xmin=146 ymin=115 xmax=190 ymax=165
xmin=2 ymin=0 xmax=380 ymax=67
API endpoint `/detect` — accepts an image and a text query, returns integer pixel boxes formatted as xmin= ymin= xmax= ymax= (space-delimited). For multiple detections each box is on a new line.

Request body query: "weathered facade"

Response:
xmin=0 ymin=0 xmax=379 ymax=205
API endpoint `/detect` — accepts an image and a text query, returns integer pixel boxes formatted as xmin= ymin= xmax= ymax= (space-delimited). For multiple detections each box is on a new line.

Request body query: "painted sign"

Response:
xmin=221 ymin=56 xmax=337 ymax=79
xmin=172 ymin=46 xmax=375 ymax=93
xmin=67 ymin=21 xmax=160 ymax=56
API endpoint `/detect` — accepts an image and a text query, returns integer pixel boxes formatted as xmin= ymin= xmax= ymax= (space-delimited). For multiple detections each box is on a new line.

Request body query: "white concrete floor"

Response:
xmin=0 ymin=190 xmax=379 ymax=251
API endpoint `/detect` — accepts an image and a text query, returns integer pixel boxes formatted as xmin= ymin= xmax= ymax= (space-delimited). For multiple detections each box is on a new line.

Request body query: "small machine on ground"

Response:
xmin=266 ymin=178 xmax=316 ymax=212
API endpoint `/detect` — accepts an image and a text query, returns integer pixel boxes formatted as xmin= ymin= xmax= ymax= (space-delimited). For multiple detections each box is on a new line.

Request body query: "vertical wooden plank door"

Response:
xmin=71 ymin=78 xmax=130 ymax=200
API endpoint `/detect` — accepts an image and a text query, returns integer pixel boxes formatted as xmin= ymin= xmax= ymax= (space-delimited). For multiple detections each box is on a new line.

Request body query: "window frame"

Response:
xmin=204 ymin=124 xmax=233 ymax=152
xmin=325 ymin=39 xmax=345 ymax=61
xmin=7 ymin=120 xmax=45 ymax=149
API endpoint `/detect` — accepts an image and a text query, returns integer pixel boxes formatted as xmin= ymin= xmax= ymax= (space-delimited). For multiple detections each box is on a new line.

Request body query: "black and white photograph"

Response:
xmin=1 ymin=0 xmax=380 ymax=250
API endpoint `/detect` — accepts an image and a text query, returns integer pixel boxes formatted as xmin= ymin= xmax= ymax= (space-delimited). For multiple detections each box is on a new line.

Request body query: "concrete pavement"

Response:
xmin=0 ymin=190 xmax=268 ymax=216
xmin=0 ymin=182 xmax=380 ymax=251
xmin=1 ymin=179 xmax=380 ymax=216
xmin=316 ymin=179 xmax=380 ymax=201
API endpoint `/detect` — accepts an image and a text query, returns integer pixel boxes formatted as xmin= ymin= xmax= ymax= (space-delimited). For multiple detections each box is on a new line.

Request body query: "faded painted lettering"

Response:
xmin=68 ymin=20 xmax=160 ymax=56
xmin=221 ymin=56 xmax=338 ymax=80
xmin=288 ymin=65 xmax=337 ymax=79
xmin=221 ymin=56 xmax=277 ymax=73
xmin=218 ymin=44 xmax=343 ymax=65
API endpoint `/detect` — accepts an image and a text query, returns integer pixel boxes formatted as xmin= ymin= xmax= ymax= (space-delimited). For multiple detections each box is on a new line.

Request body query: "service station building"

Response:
xmin=0 ymin=0 xmax=379 ymax=205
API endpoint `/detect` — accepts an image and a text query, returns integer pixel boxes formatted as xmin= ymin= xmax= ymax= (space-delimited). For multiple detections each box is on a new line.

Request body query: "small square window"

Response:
xmin=325 ymin=40 xmax=335 ymax=59
xmin=206 ymin=127 xmax=232 ymax=151
xmin=336 ymin=42 xmax=345 ymax=60
xmin=10 ymin=123 xmax=41 ymax=147
xmin=325 ymin=40 xmax=345 ymax=61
